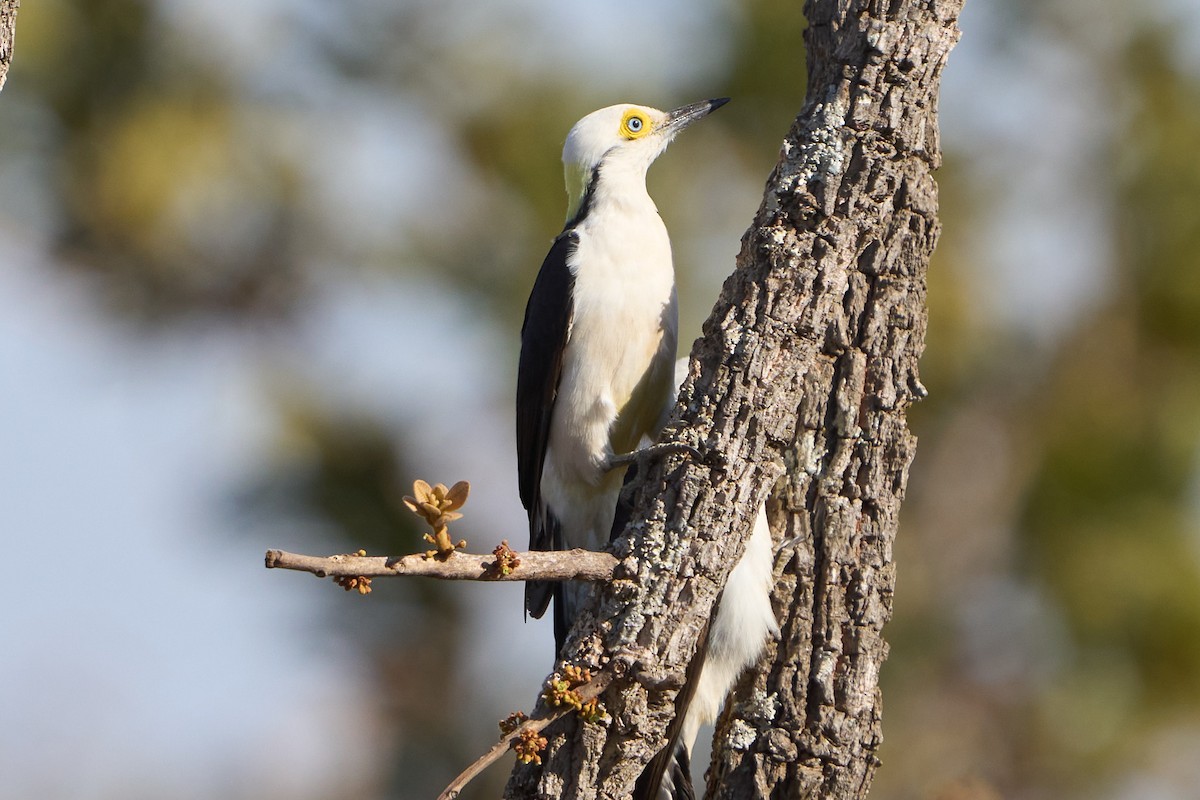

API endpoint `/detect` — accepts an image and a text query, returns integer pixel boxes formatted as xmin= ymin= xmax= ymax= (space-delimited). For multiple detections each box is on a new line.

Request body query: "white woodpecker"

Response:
xmin=515 ymin=99 xmax=777 ymax=799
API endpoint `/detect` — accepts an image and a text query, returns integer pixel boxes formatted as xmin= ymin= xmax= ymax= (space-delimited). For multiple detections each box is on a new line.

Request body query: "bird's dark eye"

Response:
xmin=627 ymin=117 xmax=642 ymax=131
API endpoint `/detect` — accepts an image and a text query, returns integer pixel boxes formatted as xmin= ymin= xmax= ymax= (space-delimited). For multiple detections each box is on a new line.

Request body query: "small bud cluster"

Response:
xmin=561 ymin=665 xmax=590 ymax=685
xmin=334 ymin=575 xmax=372 ymax=595
xmin=498 ymin=711 xmax=529 ymax=736
xmin=543 ymin=676 xmax=580 ymax=710
xmin=333 ymin=551 xmax=372 ymax=595
xmin=542 ymin=665 xmax=606 ymax=724
xmin=577 ymin=697 xmax=605 ymax=724
xmin=488 ymin=540 xmax=521 ymax=577
xmin=512 ymin=729 xmax=548 ymax=765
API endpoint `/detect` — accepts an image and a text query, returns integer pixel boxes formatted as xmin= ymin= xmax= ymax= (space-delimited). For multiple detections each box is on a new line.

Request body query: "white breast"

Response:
xmin=552 ymin=198 xmax=674 ymax=481
xmin=538 ymin=186 xmax=677 ymax=555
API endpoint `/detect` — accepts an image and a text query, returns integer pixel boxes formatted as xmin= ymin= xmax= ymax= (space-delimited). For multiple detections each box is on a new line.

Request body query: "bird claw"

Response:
xmin=604 ymin=442 xmax=703 ymax=472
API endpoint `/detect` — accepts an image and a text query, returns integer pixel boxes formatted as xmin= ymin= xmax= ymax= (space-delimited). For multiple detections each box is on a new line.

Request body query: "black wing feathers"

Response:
xmin=516 ymin=231 xmax=576 ymax=618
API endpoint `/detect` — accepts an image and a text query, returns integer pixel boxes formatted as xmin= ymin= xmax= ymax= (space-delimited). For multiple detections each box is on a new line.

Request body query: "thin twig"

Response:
xmin=264 ymin=548 xmax=618 ymax=582
xmin=437 ymin=670 xmax=615 ymax=800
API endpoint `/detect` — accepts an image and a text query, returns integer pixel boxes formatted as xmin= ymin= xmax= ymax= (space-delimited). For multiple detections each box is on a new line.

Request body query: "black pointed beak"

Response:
xmin=662 ymin=97 xmax=730 ymax=135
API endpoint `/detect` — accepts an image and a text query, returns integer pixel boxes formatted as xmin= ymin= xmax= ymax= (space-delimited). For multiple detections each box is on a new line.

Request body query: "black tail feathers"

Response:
xmin=634 ymin=741 xmax=694 ymax=800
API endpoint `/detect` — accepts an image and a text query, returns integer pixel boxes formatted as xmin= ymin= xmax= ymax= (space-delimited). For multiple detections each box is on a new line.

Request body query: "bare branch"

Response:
xmin=264 ymin=547 xmax=618 ymax=582
xmin=263 ymin=479 xmax=625 ymax=588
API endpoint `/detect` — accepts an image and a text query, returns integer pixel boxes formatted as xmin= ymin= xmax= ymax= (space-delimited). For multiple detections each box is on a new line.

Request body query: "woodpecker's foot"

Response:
xmin=773 ymin=535 xmax=808 ymax=566
xmin=604 ymin=442 xmax=703 ymax=473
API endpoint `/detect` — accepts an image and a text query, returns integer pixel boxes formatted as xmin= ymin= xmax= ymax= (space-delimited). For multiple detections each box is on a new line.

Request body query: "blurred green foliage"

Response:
xmin=1018 ymin=22 xmax=1200 ymax=745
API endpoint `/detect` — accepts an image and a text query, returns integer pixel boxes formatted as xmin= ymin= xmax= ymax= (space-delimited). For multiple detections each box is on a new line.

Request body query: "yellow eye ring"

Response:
xmin=621 ymin=109 xmax=650 ymax=139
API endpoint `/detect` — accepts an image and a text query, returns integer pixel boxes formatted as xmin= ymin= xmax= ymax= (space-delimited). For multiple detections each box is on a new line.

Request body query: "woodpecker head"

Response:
xmin=562 ymin=98 xmax=729 ymax=221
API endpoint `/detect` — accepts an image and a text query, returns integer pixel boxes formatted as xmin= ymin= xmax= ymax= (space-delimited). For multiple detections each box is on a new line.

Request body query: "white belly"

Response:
xmin=679 ymin=505 xmax=780 ymax=751
xmin=541 ymin=202 xmax=676 ymax=551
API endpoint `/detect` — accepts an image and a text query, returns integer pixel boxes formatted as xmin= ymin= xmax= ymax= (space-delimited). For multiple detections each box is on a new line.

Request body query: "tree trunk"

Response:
xmin=505 ymin=1 xmax=964 ymax=797
xmin=0 ymin=0 xmax=18 ymax=93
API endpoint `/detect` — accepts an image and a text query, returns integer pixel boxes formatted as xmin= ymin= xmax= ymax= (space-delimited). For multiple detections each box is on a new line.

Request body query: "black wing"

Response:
xmin=516 ymin=231 xmax=576 ymax=619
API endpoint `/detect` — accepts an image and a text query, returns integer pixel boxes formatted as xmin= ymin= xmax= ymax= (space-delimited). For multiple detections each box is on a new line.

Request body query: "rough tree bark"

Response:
xmin=504 ymin=0 xmax=963 ymax=798
xmin=0 ymin=0 xmax=18 ymax=93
